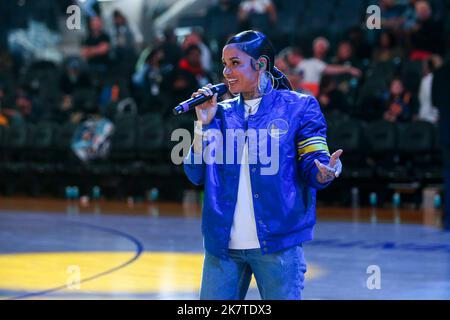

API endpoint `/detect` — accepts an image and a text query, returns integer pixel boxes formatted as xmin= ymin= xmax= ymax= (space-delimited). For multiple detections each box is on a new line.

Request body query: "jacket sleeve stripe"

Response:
xmin=297 ymin=136 xmax=326 ymax=148
xmin=297 ymin=143 xmax=330 ymax=159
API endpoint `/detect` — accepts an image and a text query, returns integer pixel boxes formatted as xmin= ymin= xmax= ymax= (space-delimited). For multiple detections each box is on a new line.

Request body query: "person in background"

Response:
xmin=379 ymin=0 xmax=407 ymax=30
xmin=110 ymin=9 xmax=143 ymax=69
xmin=160 ymin=28 xmax=183 ymax=70
xmin=111 ymin=9 xmax=143 ymax=50
xmin=238 ymin=0 xmax=277 ymax=32
xmin=81 ymin=16 xmax=111 ymax=73
xmin=318 ymin=75 xmax=349 ymax=115
xmin=11 ymin=86 xmax=45 ymax=123
xmin=347 ymin=27 xmax=372 ymax=63
xmin=132 ymin=46 xmax=168 ymax=113
xmin=161 ymin=45 xmax=213 ymax=117
xmin=418 ymin=55 xmax=443 ymax=123
xmin=182 ymin=31 xmax=213 ymax=72
xmin=383 ymin=77 xmax=416 ymax=122
xmin=409 ymin=0 xmax=444 ymax=60
xmin=296 ymin=37 xmax=362 ymax=96
xmin=372 ymin=30 xmax=403 ymax=63
xmin=401 ymin=0 xmax=419 ymax=31
xmin=275 ymin=47 xmax=304 ymax=92
xmin=178 ymin=45 xmax=213 ymax=88
xmin=331 ymin=40 xmax=362 ymax=95
xmin=60 ymin=58 xmax=92 ymax=95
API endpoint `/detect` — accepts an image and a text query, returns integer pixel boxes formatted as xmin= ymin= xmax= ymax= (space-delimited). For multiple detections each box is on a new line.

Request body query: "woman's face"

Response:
xmin=222 ymin=44 xmax=260 ymax=94
xmin=390 ymin=79 xmax=404 ymax=95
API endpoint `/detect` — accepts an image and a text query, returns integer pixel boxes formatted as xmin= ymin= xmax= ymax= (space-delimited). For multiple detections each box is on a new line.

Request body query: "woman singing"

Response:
xmin=183 ymin=30 xmax=343 ymax=300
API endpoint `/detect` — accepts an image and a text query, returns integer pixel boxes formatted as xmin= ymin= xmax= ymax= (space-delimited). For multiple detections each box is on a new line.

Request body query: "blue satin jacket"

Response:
xmin=183 ymin=87 xmax=331 ymax=260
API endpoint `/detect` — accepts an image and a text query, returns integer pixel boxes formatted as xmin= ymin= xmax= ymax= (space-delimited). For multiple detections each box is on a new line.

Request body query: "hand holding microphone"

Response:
xmin=172 ymin=83 xmax=227 ymax=125
xmin=193 ymin=83 xmax=219 ymax=125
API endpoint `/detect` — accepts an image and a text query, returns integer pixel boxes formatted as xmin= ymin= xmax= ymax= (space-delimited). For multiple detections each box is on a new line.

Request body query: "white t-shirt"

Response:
xmin=296 ymin=58 xmax=327 ymax=84
xmin=239 ymin=0 xmax=272 ymax=14
xmin=228 ymin=98 xmax=262 ymax=249
xmin=418 ymin=73 xmax=439 ymax=123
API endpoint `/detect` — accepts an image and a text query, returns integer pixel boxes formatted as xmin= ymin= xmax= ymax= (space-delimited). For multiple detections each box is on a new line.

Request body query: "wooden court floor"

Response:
xmin=1 ymin=197 xmax=450 ymax=300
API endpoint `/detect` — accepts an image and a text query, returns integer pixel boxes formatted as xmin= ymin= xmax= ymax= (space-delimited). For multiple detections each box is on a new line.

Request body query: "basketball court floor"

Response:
xmin=1 ymin=197 xmax=450 ymax=300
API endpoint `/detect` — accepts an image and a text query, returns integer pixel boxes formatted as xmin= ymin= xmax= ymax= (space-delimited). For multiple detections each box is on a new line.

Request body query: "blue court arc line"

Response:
xmin=5 ymin=220 xmax=144 ymax=300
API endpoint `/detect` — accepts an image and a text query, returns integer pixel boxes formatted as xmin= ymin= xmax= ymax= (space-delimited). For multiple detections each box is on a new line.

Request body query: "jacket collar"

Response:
xmin=235 ymin=81 xmax=276 ymax=119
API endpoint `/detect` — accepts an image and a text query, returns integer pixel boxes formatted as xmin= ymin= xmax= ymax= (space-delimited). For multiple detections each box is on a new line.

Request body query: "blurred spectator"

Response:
xmin=432 ymin=60 xmax=450 ymax=231
xmin=132 ymin=46 xmax=169 ymax=113
xmin=383 ymin=77 xmax=416 ymax=122
xmin=278 ymin=47 xmax=303 ymax=71
xmin=380 ymin=0 xmax=407 ymax=30
xmin=12 ymin=87 xmax=45 ymax=123
xmin=182 ymin=31 xmax=213 ymax=72
xmin=178 ymin=45 xmax=212 ymax=88
xmin=347 ymin=27 xmax=373 ymax=62
xmin=332 ymin=40 xmax=358 ymax=66
xmin=296 ymin=37 xmax=362 ymax=96
xmin=318 ymin=76 xmax=349 ymax=114
xmin=372 ymin=30 xmax=403 ymax=63
xmin=60 ymin=58 xmax=92 ymax=95
xmin=81 ymin=16 xmax=111 ymax=73
xmin=409 ymin=0 xmax=444 ymax=59
xmin=417 ymin=55 xmax=443 ymax=123
xmin=160 ymin=28 xmax=183 ymax=69
xmin=238 ymin=0 xmax=277 ymax=32
xmin=332 ymin=40 xmax=360 ymax=95
xmin=110 ymin=9 xmax=142 ymax=66
xmin=112 ymin=9 xmax=143 ymax=49
xmin=275 ymin=47 xmax=303 ymax=91
xmin=161 ymin=45 xmax=213 ymax=117
xmin=402 ymin=0 xmax=419 ymax=30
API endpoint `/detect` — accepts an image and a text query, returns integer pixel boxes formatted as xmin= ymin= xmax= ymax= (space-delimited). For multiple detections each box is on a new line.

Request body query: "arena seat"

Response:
xmin=398 ymin=121 xmax=442 ymax=181
xmin=328 ymin=118 xmax=372 ymax=179
xmin=365 ymin=120 xmax=409 ymax=180
xmin=27 ymin=121 xmax=57 ymax=173
xmin=110 ymin=115 xmax=137 ymax=161
xmin=52 ymin=122 xmax=78 ymax=173
xmin=402 ymin=60 xmax=423 ymax=93
xmin=3 ymin=122 xmax=30 ymax=173
xmin=137 ymin=113 xmax=165 ymax=161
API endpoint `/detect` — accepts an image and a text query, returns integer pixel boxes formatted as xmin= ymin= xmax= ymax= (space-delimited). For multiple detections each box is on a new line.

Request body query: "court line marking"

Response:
xmin=5 ymin=220 xmax=144 ymax=300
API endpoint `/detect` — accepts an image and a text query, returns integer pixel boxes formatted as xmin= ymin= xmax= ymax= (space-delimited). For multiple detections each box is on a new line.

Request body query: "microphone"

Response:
xmin=172 ymin=83 xmax=228 ymax=115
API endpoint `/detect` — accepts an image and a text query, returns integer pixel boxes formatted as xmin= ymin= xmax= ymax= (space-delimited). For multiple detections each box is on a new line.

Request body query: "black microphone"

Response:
xmin=172 ymin=83 xmax=228 ymax=115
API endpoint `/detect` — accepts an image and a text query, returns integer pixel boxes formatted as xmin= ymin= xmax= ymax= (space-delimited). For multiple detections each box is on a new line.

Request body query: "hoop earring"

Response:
xmin=258 ymin=71 xmax=275 ymax=95
xmin=266 ymin=71 xmax=276 ymax=91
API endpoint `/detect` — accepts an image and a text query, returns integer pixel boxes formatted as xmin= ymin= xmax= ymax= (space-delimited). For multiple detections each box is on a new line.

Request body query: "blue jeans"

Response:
xmin=200 ymin=245 xmax=307 ymax=300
